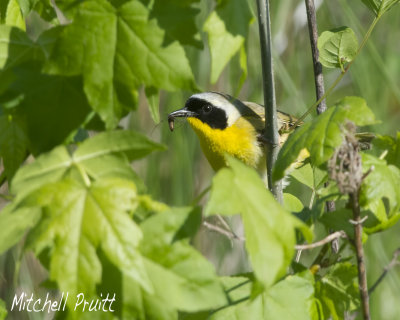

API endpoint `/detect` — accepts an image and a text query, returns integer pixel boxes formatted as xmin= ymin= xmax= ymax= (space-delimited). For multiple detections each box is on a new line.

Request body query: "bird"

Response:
xmin=167 ymin=92 xmax=304 ymax=181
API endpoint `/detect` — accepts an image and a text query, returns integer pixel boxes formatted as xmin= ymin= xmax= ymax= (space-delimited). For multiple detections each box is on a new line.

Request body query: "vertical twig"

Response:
xmin=256 ymin=0 xmax=282 ymax=203
xmin=304 ymin=0 xmax=326 ymax=114
xmin=304 ymin=0 xmax=337 ymax=253
xmin=350 ymin=192 xmax=370 ymax=320
xmin=329 ymin=124 xmax=370 ymax=320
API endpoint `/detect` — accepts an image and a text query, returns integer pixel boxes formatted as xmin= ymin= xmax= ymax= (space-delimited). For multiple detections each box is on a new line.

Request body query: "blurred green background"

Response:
xmin=130 ymin=0 xmax=400 ymax=319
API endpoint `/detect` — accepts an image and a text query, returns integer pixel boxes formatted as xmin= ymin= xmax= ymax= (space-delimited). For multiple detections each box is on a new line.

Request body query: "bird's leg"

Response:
xmin=257 ymin=134 xmax=278 ymax=147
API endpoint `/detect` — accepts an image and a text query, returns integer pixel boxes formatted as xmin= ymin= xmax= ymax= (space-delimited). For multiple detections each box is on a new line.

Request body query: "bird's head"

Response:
xmin=168 ymin=92 xmax=245 ymax=131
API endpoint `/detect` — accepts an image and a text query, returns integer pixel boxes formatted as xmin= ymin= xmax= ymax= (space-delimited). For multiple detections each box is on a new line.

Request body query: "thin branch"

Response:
xmin=256 ymin=0 xmax=282 ymax=203
xmin=304 ymin=0 xmax=326 ymax=114
xmin=291 ymin=15 xmax=381 ymax=128
xmin=369 ymin=248 xmax=400 ymax=295
xmin=202 ymin=221 xmax=245 ymax=241
xmin=295 ymin=231 xmax=347 ymax=250
xmin=350 ymin=192 xmax=370 ymax=320
xmin=304 ymin=0 xmax=337 ymax=254
xmin=204 ymin=220 xmax=348 ymax=254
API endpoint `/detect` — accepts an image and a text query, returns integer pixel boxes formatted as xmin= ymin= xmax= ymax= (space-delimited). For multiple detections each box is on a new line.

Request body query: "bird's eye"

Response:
xmin=202 ymin=105 xmax=212 ymax=114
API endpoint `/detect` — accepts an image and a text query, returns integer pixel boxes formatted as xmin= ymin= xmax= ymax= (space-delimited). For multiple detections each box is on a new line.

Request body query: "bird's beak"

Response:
xmin=167 ymin=108 xmax=197 ymax=132
xmin=168 ymin=108 xmax=197 ymax=119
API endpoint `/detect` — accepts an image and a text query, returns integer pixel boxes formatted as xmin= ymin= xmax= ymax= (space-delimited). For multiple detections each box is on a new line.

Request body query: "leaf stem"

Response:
xmin=74 ymin=163 xmax=91 ymax=187
xmin=210 ymin=295 xmax=251 ymax=315
xmin=256 ymin=0 xmax=282 ymax=202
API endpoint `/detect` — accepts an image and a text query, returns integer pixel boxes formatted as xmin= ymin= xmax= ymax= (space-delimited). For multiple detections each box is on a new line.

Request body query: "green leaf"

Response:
xmin=150 ymin=0 xmax=203 ymax=48
xmin=122 ymin=268 xmax=177 ymax=320
xmin=211 ymin=273 xmax=316 ymax=320
xmin=6 ymin=64 xmax=92 ymax=154
xmin=206 ymin=157 xmax=312 ymax=289
xmin=315 ymin=262 xmax=360 ymax=319
xmin=5 ymin=0 xmax=25 ymax=30
xmin=0 ymin=113 xmax=28 ymax=180
xmin=11 ymin=145 xmax=72 ymax=199
xmin=145 ymin=87 xmax=160 ymax=124
xmin=283 ymin=193 xmax=304 ymax=212
xmin=0 ymin=26 xmax=37 ymax=70
xmin=0 ymin=299 xmax=7 ymax=320
xmin=273 ymin=96 xmax=378 ymax=181
xmin=14 ymin=0 xmax=55 ymax=20
xmin=361 ymin=0 xmax=400 ymax=16
xmin=220 ymin=276 xmax=252 ymax=302
xmin=373 ymin=132 xmax=400 ymax=168
xmin=363 ymin=199 xmax=400 ymax=234
xmin=318 ymin=27 xmax=359 ymax=69
xmin=203 ymin=0 xmax=253 ymax=83
xmin=11 ymin=130 xmax=164 ymax=198
xmin=320 ymin=209 xmax=355 ymax=238
xmin=0 ymin=204 xmax=41 ymax=254
xmin=360 ymin=153 xmax=400 ymax=215
xmin=290 ymin=163 xmax=314 ymax=189
xmin=74 ymin=130 xmax=166 ymax=163
xmin=45 ymin=0 xmax=197 ymax=128
xmin=234 ymin=44 xmax=247 ymax=96
xmin=290 ymin=163 xmax=327 ymax=190
xmin=123 ymin=207 xmax=227 ymax=317
xmin=25 ymin=177 xmax=152 ymax=301
xmin=263 ymin=273 xmax=317 ymax=320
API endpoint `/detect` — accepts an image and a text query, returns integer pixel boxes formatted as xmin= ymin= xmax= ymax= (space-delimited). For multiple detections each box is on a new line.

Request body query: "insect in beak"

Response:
xmin=167 ymin=108 xmax=197 ymax=132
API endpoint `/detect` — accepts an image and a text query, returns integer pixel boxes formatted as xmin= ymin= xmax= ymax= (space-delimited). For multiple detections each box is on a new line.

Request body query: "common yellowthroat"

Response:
xmin=168 ymin=92 xmax=303 ymax=180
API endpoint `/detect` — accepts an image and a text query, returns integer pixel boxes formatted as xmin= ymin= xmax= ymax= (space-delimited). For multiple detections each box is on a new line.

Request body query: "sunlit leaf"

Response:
xmin=361 ymin=0 xmax=400 ymax=16
xmin=5 ymin=0 xmax=25 ymax=30
xmin=283 ymin=193 xmax=304 ymax=212
xmin=363 ymin=199 xmax=400 ymax=234
xmin=318 ymin=27 xmax=358 ymax=69
xmin=360 ymin=153 xmax=400 ymax=215
xmin=373 ymin=132 xmax=400 ymax=168
xmin=315 ymin=262 xmax=360 ymax=319
xmin=211 ymin=273 xmax=316 ymax=320
xmin=0 ymin=299 xmax=7 ymax=320
xmin=206 ymin=157 xmax=312 ymax=289
xmin=13 ymin=0 xmax=55 ymax=20
xmin=45 ymin=0 xmax=197 ymax=128
xmin=12 ymin=130 xmax=165 ymax=198
xmin=273 ymin=96 xmax=378 ymax=181
xmin=11 ymin=145 xmax=72 ymax=198
xmin=0 ymin=204 xmax=41 ymax=254
xmin=145 ymin=87 xmax=160 ymax=124
xmin=123 ymin=207 xmax=226 ymax=318
xmin=290 ymin=163 xmax=314 ymax=189
xmin=203 ymin=0 xmax=253 ymax=83
xmin=24 ymin=177 xmax=152 ymax=302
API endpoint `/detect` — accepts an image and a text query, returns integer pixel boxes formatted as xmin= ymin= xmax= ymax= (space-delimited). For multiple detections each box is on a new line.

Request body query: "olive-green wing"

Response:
xmin=242 ymin=101 xmax=302 ymax=132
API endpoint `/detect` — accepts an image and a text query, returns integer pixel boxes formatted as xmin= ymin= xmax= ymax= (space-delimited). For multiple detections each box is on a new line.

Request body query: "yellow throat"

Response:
xmin=187 ymin=117 xmax=263 ymax=171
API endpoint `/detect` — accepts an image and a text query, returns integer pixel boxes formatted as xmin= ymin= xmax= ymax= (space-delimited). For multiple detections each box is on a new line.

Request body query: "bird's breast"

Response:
xmin=187 ymin=117 xmax=263 ymax=171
